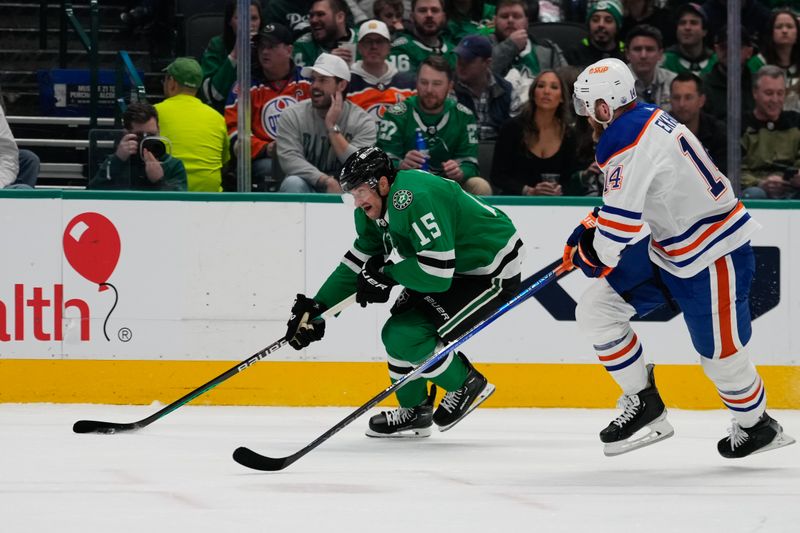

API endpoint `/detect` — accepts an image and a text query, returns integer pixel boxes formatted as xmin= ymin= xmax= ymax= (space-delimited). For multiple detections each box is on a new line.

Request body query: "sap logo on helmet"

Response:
xmin=263 ymin=96 xmax=299 ymax=138
xmin=589 ymin=66 xmax=609 ymax=74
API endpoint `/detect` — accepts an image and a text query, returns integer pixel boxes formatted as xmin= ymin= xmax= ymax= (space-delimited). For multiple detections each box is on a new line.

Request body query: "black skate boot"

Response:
xmin=717 ymin=413 xmax=796 ymax=458
xmin=600 ymin=364 xmax=674 ymax=456
xmin=366 ymin=386 xmax=435 ymax=438
xmin=432 ymin=353 xmax=495 ymax=432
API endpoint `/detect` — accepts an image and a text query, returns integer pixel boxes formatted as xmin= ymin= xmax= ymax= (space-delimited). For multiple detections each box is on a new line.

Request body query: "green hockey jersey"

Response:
xmin=388 ymin=32 xmax=456 ymax=75
xmin=376 ymin=95 xmax=480 ymax=180
xmin=314 ymin=170 xmax=523 ymax=308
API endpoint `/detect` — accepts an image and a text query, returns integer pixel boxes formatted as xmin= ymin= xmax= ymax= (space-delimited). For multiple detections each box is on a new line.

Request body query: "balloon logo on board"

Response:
xmin=63 ymin=212 xmax=122 ymax=341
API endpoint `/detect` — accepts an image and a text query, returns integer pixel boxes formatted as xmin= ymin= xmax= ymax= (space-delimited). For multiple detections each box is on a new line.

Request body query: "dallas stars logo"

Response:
xmin=392 ymin=189 xmax=413 ymax=210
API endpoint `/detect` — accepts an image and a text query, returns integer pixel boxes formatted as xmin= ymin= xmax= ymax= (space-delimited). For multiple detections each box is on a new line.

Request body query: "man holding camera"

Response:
xmin=89 ymin=102 xmax=187 ymax=190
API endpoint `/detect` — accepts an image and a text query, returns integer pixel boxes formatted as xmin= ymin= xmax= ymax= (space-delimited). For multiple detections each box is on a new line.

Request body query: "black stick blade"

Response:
xmin=232 ymin=447 xmax=292 ymax=471
xmin=72 ymin=420 xmax=137 ymax=434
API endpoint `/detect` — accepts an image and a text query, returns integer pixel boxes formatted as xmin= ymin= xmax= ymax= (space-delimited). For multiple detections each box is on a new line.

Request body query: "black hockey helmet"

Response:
xmin=339 ymin=147 xmax=396 ymax=193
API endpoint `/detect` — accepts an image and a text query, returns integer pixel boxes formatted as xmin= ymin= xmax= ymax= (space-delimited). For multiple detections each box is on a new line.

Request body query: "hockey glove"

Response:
xmin=563 ymin=207 xmax=600 ymax=267
xmin=285 ymin=294 xmax=327 ymax=350
xmin=356 ymin=255 xmax=397 ymax=307
xmin=571 ymin=227 xmax=612 ymax=278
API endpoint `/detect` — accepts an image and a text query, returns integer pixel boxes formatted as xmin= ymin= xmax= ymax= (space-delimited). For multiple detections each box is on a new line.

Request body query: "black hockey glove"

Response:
xmin=285 ymin=294 xmax=327 ymax=350
xmin=356 ymin=255 xmax=397 ymax=307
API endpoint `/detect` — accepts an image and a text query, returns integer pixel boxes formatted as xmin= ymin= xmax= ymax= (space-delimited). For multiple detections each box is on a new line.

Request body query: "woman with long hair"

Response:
xmin=490 ymin=70 xmax=582 ymax=195
xmin=748 ymin=8 xmax=800 ymax=110
xmin=199 ymin=0 xmax=263 ymax=113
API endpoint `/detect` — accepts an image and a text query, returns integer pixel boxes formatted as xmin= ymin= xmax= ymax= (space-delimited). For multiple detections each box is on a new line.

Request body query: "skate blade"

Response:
xmin=750 ymin=431 xmax=796 ymax=456
xmin=437 ymin=382 xmax=496 ymax=433
xmin=365 ymin=426 xmax=432 ymax=439
xmin=603 ymin=415 xmax=675 ymax=457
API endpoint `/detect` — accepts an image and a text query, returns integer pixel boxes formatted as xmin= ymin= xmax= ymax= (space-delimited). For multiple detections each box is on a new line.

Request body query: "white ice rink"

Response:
xmin=2 ymin=404 xmax=798 ymax=533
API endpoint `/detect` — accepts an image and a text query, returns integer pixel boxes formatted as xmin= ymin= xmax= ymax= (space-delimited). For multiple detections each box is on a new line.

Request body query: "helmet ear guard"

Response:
xmin=573 ymin=58 xmax=637 ymax=125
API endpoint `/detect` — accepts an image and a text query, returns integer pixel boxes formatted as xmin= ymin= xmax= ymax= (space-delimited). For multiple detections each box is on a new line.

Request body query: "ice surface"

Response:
xmin=1 ymin=405 xmax=798 ymax=532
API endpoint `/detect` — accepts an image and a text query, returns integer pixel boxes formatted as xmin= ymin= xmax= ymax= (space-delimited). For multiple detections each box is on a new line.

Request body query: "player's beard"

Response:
xmin=588 ymin=117 xmax=605 ymax=142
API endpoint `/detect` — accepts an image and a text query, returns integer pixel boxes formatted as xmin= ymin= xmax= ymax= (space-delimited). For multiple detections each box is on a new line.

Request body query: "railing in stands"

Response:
xmin=116 ymin=50 xmax=147 ymax=127
xmin=58 ymin=0 xmax=100 ymax=127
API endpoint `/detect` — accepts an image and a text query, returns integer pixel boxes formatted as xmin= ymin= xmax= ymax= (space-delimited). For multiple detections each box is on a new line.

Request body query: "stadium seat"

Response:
xmin=184 ymin=13 xmax=225 ymax=60
xmin=177 ymin=0 xmax=226 ymax=17
xmin=529 ymin=22 xmax=588 ymax=52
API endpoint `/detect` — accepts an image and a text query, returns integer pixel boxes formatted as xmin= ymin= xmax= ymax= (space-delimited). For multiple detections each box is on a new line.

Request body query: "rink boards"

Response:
xmin=1 ymin=191 xmax=798 ymax=408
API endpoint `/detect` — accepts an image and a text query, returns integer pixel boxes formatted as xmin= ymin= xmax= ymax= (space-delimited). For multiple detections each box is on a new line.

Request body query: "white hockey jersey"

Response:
xmin=593 ymin=103 xmax=759 ymax=278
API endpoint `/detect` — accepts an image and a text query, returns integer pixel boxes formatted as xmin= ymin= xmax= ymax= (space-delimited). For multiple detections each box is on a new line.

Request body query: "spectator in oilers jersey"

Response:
xmin=348 ymin=19 xmax=416 ymax=121
xmin=224 ymin=23 xmax=311 ymax=190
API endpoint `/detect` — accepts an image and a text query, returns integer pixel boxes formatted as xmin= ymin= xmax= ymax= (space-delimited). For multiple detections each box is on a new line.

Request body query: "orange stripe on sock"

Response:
xmin=598 ymin=334 xmax=638 ymax=362
xmin=720 ymin=381 xmax=763 ymax=404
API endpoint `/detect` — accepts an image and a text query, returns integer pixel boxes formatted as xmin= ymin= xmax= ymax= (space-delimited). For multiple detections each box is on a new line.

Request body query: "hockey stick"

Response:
xmin=232 ymin=261 xmax=570 ymax=471
xmin=72 ymin=294 xmax=357 ymax=434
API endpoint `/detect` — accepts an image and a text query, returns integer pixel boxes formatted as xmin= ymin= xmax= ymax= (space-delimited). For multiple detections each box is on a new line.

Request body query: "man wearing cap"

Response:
xmin=276 ymin=53 xmax=376 ymax=193
xmin=224 ymin=24 xmax=312 ymax=191
xmin=564 ymin=0 xmax=625 ymax=68
xmin=377 ymin=55 xmax=491 ymax=195
xmin=294 ymin=0 xmax=358 ymax=67
xmin=389 ymin=0 xmax=455 ymax=76
xmin=453 ymin=34 xmax=512 ymax=141
xmin=701 ymin=27 xmax=756 ymax=123
xmin=348 ymin=19 xmax=416 ymax=121
xmin=490 ymin=0 xmax=565 ymax=87
xmin=155 ymin=57 xmax=230 ymax=192
xmin=661 ymin=3 xmax=715 ymax=76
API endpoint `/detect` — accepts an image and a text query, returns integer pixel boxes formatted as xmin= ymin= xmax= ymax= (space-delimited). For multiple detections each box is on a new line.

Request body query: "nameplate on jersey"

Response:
xmin=654 ymin=112 xmax=678 ymax=135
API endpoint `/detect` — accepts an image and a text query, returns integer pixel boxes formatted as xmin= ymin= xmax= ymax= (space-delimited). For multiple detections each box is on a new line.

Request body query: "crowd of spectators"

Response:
xmin=4 ymin=0 xmax=800 ymax=200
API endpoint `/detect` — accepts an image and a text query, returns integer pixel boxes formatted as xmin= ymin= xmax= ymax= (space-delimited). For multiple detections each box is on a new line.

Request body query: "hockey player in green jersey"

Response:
xmin=284 ymin=146 xmax=526 ymax=437
xmin=377 ymin=55 xmax=492 ymax=195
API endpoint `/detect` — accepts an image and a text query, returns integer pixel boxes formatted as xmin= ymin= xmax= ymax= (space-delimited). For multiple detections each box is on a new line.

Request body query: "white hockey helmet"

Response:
xmin=573 ymin=58 xmax=637 ymax=125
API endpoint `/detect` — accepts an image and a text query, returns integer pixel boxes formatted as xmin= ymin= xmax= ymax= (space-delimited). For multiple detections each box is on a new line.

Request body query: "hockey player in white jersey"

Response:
xmin=565 ymin=58 xmax=795 ymax=458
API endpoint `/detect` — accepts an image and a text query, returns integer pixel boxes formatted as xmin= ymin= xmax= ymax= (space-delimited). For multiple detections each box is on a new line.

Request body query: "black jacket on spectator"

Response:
xmin=701 ymin=64 xmax=754 ymax=124
xmin=564 ymin=38 xmax=626 ymax=68
xmin=695 ymin=111 xmax=728 ymax=175
xmin=454 ymin=73 xmax=513 ymax=141
xmin=489 ymin=115 xmax=582 ymax=195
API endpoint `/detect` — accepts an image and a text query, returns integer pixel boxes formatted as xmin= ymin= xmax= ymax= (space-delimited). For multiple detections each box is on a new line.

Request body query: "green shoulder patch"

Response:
xmin=392 ymin=37 xmax=409 ymax=47
xmin=387 ymin=102 xmax=407 ymax=115
xmin=392 ymin=189 xmax=413 ymax=210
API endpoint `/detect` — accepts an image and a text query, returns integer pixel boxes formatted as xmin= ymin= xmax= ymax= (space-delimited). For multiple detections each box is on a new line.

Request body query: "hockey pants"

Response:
xmin=382 ymin=274 xmax=520 ymax=407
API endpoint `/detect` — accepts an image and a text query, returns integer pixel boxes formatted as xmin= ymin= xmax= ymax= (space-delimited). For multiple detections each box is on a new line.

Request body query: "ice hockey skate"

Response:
xmin=366 ymin=386 xmax=435 ymax=438
xmin=600 ymin=364 xmax=674 ymax=456
xmin=433 ymin=353 xmax=495 ymax=432
xmin=717 ymin=413 xmax=796 ymax=459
